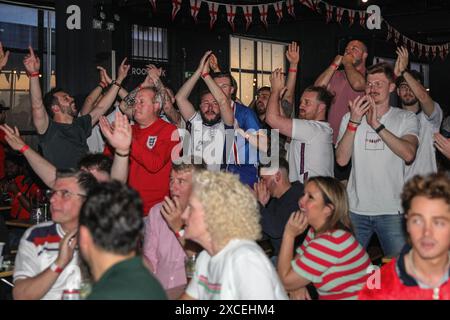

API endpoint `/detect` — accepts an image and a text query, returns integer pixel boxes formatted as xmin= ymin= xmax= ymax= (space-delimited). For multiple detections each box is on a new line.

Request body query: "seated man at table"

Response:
xmin=13 ymin=170 xmax=98 ymax=300
xmin=79 ymin=181 xmax=167 ymax=300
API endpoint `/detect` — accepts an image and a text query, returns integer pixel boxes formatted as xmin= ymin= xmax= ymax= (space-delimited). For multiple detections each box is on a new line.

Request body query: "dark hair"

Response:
xmin=199 ymin=89 xmax=212 ymax=101
xmin=211 ymin=72 xmax=238 ymax=100
xmin=260 ymin=157 xmax=290 ymax=176
xmin=78 ymin=153 xmax=113 ymax=174
xmin=43 ymin=88 xmax=64 ymax=118
xmin=401 ymin=173 xmax=450 ymax=215
xmin=55 ymin=169 xmax=98 ymax=195
xmin=303 ymin=86 xmax=335 ymax=112
xmin=395 ymin=70 xmax=424 ymax=87
xmin=79 ymin=181 xmax=143 ymax=255
xmin=367 ymin=62 xmax=395 ymax=83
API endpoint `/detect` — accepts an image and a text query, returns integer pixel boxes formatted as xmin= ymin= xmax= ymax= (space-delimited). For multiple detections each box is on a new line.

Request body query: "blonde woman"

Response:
xmin=180 ymin=171 xmax=287 ymax=300
xmin=277 ymin=176 xmax=371 ymax=300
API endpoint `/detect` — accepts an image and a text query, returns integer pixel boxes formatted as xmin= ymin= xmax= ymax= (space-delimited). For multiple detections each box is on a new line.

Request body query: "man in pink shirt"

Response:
xmin=143 ymin=159 xmax=204 ymax=298
xmin=315 ymin=40 xmax=368 ymax=144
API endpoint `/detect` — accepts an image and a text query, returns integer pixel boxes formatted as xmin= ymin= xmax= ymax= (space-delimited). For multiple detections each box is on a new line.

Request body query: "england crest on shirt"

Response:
xmin=147 ymin=136 xmax=158 ymax=149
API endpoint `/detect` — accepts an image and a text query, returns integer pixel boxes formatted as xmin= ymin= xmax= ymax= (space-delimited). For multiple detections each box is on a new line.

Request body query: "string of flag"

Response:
xmin=148 ymin=0 xmax=449 ymax=60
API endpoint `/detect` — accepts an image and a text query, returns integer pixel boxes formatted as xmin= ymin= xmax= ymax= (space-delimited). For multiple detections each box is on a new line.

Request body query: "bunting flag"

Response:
xmin=325 ymin=3 xmax=333 ymax=23
xmin=336 ymin=7 xmax=344 ymax=23
xmin=225 ymin=4 xmax=237 ymax=31
xmin=286 ymin=0 xmax=295 ymax=17
xmin=300 ymin=0 xmax=316 ymax=12
xmin=171 ymin=0 xmax=182 ymax=21
xmin=348 ymin=9 xmax=356 ymax=26
xmin=386 ymin=25 xmax=392 ymax=41
xmin=431 ymin=46 xmax=437 ymax=59
xmin=444 ymin=44 xmax=449 ymax=59
xmin=4 ymin=72 xmax=10 ymax=84
xmin=149 ymin=0 xmax=156 ymax=11
xmin=394 ymin=30 xmax=400 ymax=44
xmin=190 ymin=0 xmax=202 ymax=23
xmin=424 ymin=45 xmax=430 ymax=58
xmin=207 ymin=1 xmax=219 ymax=29
xmin=438 ymin=45 xmax=444 ymax=60
xmin=243 ymin=5 xmax=253 ymax=30
xmin=358 ymin=11 xmax=366 ymax=28
xmin=258 ymin=4 xmax=269 ymax=28
xmin=417 ymin=43 xmax=423 ymax=58
xmin=274 ymin=1 xmax=284 ymax=23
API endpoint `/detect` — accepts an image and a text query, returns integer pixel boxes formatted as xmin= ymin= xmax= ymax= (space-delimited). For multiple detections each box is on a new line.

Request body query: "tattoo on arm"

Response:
xmin=281 ymin=99 xmax=294 ymax=118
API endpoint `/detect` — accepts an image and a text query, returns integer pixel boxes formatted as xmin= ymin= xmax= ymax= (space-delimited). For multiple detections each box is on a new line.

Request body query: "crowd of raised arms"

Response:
xmin=0 ymin=39 xmax=449 ymax=300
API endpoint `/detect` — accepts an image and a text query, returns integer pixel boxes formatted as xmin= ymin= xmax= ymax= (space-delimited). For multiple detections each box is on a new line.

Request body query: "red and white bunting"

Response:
xmin=286 ymin=0 xmax=295 ymax=17
xmin=299 ymin=0 xmax=316 ymax=12
xmin=431 ymin=46 xmax=437 ymax=59
xmin=417 ymin=43 xmax=422 ymax=58
xmin=424 ymin=45 xmax=429 ymax=58
xmin=171 ymin=0 xmax=182 ymax=21
xmin=444 ymin=44 xmax=449 ymax=58
xmin=348 ymin=9 xmax=356 ymax=26
xmin=402 ymin=36 xmax=408 ymax=47
xmin=359 ymin=10 xmax=366 ymax=28
xmin=149 ymin=0 xmax=156 ymax=11
xmin=190 ymin=0 xmax=202 ymax=23
xmin=226 ymin=4 xmax=237 ymax=31
xmin=207 ymin=1 xmax=219 ymax=29
xmin=438 ymin=45 xmax=444 ymax=60
xmin=336 ymin=7 xmax=344 ymax=23
xmin=394 ymin=30 xmax=400 ymax=44
xmin=258 ymin=4 xmax=269 ymax=29
xmin=243 ymin=5 xmax=253 ymax=30
xmin=325 ymin=3 xmax=333 ymax=23
xmin=274 ymin=1 xmax=284 ymax=23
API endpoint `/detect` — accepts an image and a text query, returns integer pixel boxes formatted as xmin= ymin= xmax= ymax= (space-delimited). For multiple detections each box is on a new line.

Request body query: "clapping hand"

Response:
xmin=394 ymin=46 xmax=409 ymax=77
xmin=99 ymin=112 xmax=132 ymax=155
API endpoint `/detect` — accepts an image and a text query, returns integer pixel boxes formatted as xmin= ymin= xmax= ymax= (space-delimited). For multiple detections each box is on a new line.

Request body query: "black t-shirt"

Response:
xmin=38 ymin=114 xmax=92 ymax=170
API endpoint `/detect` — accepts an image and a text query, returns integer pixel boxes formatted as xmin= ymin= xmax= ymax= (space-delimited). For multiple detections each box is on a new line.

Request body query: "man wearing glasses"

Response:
xmin=394 ymin=47 xmax=443 ymax=181
xmin=12 ymin=170 xmax=98 ymax=300
xmin=336 ymin=62 xmax=419 ymax=258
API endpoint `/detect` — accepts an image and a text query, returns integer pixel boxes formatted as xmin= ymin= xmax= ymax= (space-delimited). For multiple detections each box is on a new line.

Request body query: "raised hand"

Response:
xmin=253 ymin=180 xmax=270 ymax=206
xmin=196 ymin=50 xmax=212 ymax=74
xmin=285 ymin=41 xmax=300 ymax=65
xmin=23 ymin=46 xmax=40 ymax=74
xmin=348 ymin=95 xmax=371 ymax=123
xmin=394 ymin=46 xmax=409 ymax=77
xmin=332 ymin=55 xmax=343 ymax=67
xmin=160 ymin=195 xmax=184 ymax=233
xmin=56 ymin=229 xmax=78 ymax=269
xmin=0 ymin=42 xmax=10 ymax=70
xmin=284 ymin=211 xmax=308 ymax=238
xmin=0 ymin=124 xmax=26 ymax=151
xmin=269 ymin=68 xmax=286 ymax=93
xmin=97 ymin=66 xmax=112 ymax=86
xmin=116 ymin=57 xmax=130 ymax=83
xmin=99 ymin=112 xmax=132 ymax=154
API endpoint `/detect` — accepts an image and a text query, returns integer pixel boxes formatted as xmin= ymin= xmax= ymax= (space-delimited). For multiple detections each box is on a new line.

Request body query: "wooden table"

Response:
xmin=6 ymin=219 xmax=34 ymax=228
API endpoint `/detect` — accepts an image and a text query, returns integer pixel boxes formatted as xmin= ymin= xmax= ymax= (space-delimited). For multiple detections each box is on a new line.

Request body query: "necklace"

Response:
xmin=408 ymin=250 xmax=450 ymax=299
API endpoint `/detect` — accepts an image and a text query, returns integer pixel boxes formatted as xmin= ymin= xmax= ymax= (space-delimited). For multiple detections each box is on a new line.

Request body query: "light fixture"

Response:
xmin=106 ymin=22 xmax=115 ymax=31
xmin=362 ymin=0 xmax=368 ymax=3
xmin=92 ymin=19 xmax=103 ymax=29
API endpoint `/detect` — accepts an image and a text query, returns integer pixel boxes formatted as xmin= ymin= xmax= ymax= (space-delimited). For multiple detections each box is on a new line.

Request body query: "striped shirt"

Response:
xmin=292 ymin=228 xmax=371 ymax=300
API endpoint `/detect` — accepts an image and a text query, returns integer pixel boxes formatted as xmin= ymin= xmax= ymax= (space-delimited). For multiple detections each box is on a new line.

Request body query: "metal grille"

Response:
xmin=131 ymin=24 xmax=168 ymax=62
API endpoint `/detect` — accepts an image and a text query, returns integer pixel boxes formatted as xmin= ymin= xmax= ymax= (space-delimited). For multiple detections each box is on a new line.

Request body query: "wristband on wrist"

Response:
xmin=201 ymin=72 xmax=209 ymax=79
xmin=115 ymin=150 xmax=130 ymax=157
xmin=50 ymin=262 xmax=64 ymax=274
xmin=347 ymin=124 xmax=358 ymax=132
xmin=375 ymin=124 xmax=385 ymax=134
xmin=28 ymin=72 xmax=40 ymax=78
xmin=19 ymin=145 xmax=30 ymax=154
xmin=400 ymin=70 xmax=408 ymax=77
xmin=330 ymin=63 xmax=339 ymax=70
xmin=349 ymin=119 xmax=361 ymax=125
xmin=288 ymin=68 xmax=297 ymax=73
xmin=175 ymin=228 xmax=185 ymax=239
xmin=111 ymin=80 xmax=122 ymax=88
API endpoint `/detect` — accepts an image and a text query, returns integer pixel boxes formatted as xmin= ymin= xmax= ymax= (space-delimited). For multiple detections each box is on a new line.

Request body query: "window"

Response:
xmin=131 ymin=25 xmax=168 ymax=62
xmin=0 ymin=2 xmax=55 ymax=130
xmin=230 ymin=36 xmax=287 ymax=106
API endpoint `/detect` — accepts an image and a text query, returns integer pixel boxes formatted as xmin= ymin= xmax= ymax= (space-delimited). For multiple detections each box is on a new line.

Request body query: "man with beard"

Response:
xmin=175 ymin=51 xmax=234 ymax=172
xmin=266 ymin=69 xmax=334 ymax=184
xmin=315 ymin=40 xmax=368 ymax=144
xmin=336 ymin=62 xmax=419 ymax=258
xmin=394 ymin=47 xmax=443 ymax=181
xmin=23 ymin=46 xmax=129 ymax=170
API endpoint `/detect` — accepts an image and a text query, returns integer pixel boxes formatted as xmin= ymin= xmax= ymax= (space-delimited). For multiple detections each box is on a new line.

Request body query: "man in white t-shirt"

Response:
xmin=266 ymin=69 xmax=334 ymax=184
xmin=394 ymin=47 xmax=443 ymax=181
xmin=336 ymin=62 xmax=419 ymax=257
xmin=13 ymin=171 xmax=98 ymax=300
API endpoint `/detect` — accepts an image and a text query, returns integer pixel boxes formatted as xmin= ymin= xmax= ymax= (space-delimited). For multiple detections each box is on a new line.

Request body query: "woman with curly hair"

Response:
xmin=180 ymin=171 xmax=287 ymax=300
xmin=277 ymin=176 xmax=371 ymax=300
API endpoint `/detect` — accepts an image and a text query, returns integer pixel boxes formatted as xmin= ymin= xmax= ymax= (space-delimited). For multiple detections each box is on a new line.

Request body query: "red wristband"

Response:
xmin=201 ymin=72 xmax=209 ymax=79
xmin=347 ymin=124 xmax=358 ymax=132
xmin=19 ymin=145 xmax=30 ymax=154
xmin=330 ymin=63 xmax=339 ymax=70
xmin=288 ymin=68 xmax=297 ymax=73
xmin=175 ymin=229 xmax=185 ymax=239
xmin=28 ymin=72 xmax=40 ymax=78
xmin=50 ymin=262 xmax=64 ymax=274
